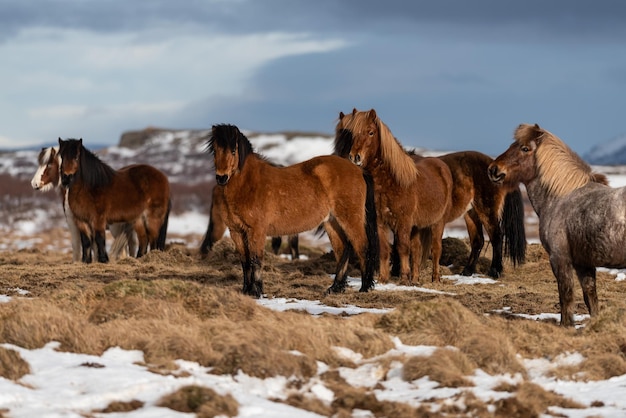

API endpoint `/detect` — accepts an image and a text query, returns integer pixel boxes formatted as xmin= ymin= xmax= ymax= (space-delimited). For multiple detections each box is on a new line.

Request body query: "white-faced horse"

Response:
xmin=31 ymin=145 xmax=137 ymax=261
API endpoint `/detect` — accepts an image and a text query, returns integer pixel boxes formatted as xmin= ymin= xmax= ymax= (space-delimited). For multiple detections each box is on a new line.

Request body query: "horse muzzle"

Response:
xmin=61 ymin=173 xmax=73 ymax=187
xmin=488 ymin=165 xmax=505 ymax=184
xmin=215 ymin=174 xmax=229 ymax=186
xmin=349 ymin=154 xmax=363 ymax=166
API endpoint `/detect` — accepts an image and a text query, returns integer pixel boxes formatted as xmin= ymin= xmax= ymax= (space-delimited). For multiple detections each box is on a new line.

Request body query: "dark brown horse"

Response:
xmin=31 ymin=145 xmax=138 ymax=261
xmin=207 ymin=124 xmax=379 ymax=297
xmin=200 ymin=181 xmax=299 ymax=260
xmin=335 ymin=110 xmax=526 ymax=278
xmin=489 ymin=123 xmax=613 ymax=326
xmin=335 ymin=109 xmax=453 ymax=283
xmin=58 ymin=138 xmax=171 ymax=263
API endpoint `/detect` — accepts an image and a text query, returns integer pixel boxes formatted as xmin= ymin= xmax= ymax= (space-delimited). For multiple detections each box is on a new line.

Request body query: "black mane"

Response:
xmin=208 ymin=124 xmax=256 ymax=170
xmin=58 ymin=138 xmax=116 ymax=188
xmin=333 ymin=128 xmax=353 ymax=158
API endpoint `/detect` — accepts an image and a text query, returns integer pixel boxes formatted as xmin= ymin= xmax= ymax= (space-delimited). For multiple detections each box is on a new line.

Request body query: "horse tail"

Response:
xmin=109 ymin=223 xmax=133 ymax=259
xmin=502 ymin=188 xmax=526 ymax=266
xmin=200 ymin=216 xmax=217 ymax=257
xmin=156 ymin=198 xmax=171 ymax=251
xmin=362 ymin=170 xmax=379 ymax=288
xmin=418 ymin=227 xmax=432 ymax=267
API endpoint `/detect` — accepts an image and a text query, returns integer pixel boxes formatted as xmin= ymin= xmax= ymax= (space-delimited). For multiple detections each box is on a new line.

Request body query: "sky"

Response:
xmin=2 ymin=1 xmax=626 ymax=156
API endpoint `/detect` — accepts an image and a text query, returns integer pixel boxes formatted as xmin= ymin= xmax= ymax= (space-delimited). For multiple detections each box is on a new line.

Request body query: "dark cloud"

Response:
xmin=2 ymin=0 xmax=626 ymax=42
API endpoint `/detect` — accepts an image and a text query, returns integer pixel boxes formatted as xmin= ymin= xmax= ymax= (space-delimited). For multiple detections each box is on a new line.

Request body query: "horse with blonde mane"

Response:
xmin=31 ymin=145 xmax=137 ymax=261
xmin=489 ymin=123 xmax=614 ymax=327
xmin=336 ymin=108 xmax=453 ymax=283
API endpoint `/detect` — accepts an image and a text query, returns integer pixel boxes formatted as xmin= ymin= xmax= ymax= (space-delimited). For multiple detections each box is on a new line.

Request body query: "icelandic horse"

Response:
xmin=335 ymin=109 xmax=453 ymax=283
xmin=489 ymin=123 xmax=614 ymax=326
xmin=30 ymin=145 xmax=136 ymax=261
xmin=207 ymin=124 xmax=379 ymax=297
xmin=57 ymin=138 xmax=171 ymax=263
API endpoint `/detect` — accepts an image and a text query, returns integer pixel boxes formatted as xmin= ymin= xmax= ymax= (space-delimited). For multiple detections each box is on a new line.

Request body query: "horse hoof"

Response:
xmin=487 ymin=268 xmax=502 ymax=278
xmin=461 ymin=268 xmax=474 ymax=277
xmin=327 ymin=284 xmax=346 ymax=294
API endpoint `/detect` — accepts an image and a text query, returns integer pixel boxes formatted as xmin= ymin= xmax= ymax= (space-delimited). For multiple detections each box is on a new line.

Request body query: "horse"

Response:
xmin=207 ymin=124 xmax=379 ymax=297
xmin=30 ymin=145 xmax=137 ymax=261
xmin=57 ymin=138 xmax=171 ymax=263
xmin=200 ymin=179 xmax=300 ymax=260
xmin=488 ymin=123 xmax=615 ymax=327
xmin=335 ymin=108 xmax=453 ymax=284
xmin=335 ymin=117 xmax=527 ymax=278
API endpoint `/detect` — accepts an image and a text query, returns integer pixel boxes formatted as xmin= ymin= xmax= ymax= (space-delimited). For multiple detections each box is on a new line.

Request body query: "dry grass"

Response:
xmin=0 ymin=236 xmax=625 ymax=416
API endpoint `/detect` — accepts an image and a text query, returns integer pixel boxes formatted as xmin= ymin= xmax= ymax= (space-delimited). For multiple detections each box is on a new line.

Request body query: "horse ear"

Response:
xmin=339 ymin=111 xmax=345 ymax=120
xmin=58 ymin=137 xmax=62 ymax=145
xmin=352 ymin=108 xmax=357 ymax=115
xmin=368 ymin=109 xmax=377 ymax=121
xmin=79 ymin=138 xmax=83 ymax=145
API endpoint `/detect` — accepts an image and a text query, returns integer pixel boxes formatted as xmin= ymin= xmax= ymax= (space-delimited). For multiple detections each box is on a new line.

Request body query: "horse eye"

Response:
xmin=521 ymin=146 xmax=530 ymax=152
xmin=368 ymin=130 xmax=374 ymax=137
xmin=231 ymin=150 xmax=236 ymax=156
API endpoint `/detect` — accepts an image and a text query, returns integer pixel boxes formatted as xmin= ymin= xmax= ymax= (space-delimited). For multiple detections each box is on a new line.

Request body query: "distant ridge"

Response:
xmin=584 ymin=133 xmax=626 ymax=165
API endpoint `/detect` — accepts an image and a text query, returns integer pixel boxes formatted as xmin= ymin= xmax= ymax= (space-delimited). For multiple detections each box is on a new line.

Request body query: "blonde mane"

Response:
xmin=347 ymin=110 xmax=418 ymax=188
xmin=516 ymin=124 xmax=594 ymax=197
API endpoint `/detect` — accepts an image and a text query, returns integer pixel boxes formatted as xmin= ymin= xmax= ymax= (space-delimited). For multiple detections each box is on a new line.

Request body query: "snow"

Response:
xmin=2 ymin=265 xmax=626 ymax=416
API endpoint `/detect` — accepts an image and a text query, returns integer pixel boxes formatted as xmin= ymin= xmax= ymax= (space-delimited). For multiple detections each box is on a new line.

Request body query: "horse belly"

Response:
xmin=566 ymin=195 xmax=626 ymax=268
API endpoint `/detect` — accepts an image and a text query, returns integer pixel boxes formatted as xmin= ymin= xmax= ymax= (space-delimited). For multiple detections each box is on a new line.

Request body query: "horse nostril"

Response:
xmin=61 ymin=174 xmax=72 ymax=186
xmin=216 ymin=174 xmax=229 ymax=185
xmin=488 ymin=166 xmax=504 ymax=183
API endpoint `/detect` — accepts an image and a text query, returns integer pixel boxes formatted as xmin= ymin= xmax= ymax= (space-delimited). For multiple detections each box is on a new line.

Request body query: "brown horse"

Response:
xmin=31 ymin=145 xmax=137 ymax=261
xmin=489 ymin=124 xmax=614 ymax=326
xmin=200 ymin=181 xmax=299 ymax=260
xmin=58 ymin=138 xmax=171 ymax=263
xmin=335 ymin=110 xmax=526 ymax=278
xmin=207 ymin=124 xmax=379 ymax=297
xmin=335 ymin=108 xmax=453 ymax=283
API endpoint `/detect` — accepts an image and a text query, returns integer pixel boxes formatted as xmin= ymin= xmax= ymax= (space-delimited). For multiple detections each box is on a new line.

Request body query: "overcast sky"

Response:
xmin=2 ymin=0 xmax=626 ymax=156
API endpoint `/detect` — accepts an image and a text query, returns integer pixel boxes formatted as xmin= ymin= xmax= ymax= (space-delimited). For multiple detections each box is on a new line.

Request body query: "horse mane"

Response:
xmin=344 ymin=109 xmax=418 ymax=188
xmin=208 ymin=124 xmax=257 ymax=170
xmin=65 ymin=139 xmax=116 ymax=188
xmin=515 ymin=124 xmax=595 ymax=196
xmin=38 ymin=146 xmax=59 ymax=166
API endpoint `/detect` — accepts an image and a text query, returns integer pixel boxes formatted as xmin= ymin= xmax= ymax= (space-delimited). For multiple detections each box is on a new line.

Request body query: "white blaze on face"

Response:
xmin=30 ymin=146 xmax=59 ymax=191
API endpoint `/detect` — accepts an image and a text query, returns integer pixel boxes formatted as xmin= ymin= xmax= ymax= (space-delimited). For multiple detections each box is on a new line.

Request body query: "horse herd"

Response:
xmin=29 ymin=108 xmax=626 ymax=327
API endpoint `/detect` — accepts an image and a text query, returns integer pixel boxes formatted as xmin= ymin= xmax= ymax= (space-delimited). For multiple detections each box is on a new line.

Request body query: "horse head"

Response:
xmin=58 ymin=138 xmax=83 ymax=187
xmin=31 ymin=146 xmax=61 ymax=191
xmin=488 ymin=124 xmax=543 ymax=188
xmin=208 ymin=124 xmax=252 ymax=185
xmin=337 ymin=108 xmax=380 ymax=168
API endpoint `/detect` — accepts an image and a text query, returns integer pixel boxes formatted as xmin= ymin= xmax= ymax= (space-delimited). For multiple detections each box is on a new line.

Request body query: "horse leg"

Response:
xmin=462 ymin=210 xmax=484 ymax=276
xmin=378 ymin=228 xmax=392 ymax=284
xmin=241 ymin=230 xmax=265 ymax=297
xmin=575 ymin=265 xmax=599 ymax=317
xmin=483 ymin=210 xmax=504 ymax=278
xmin=549 ymin=254 xmax=576 ymax=326
xmin=80 ymin=231 xmax=92 ymax=263
xmin=288 ymin=235 xmax=299 ymax=260
xmin=409 ymin=227 xmax=432 ymax=285
xmin=271 ymin=237 xmax=282 ymax=255
xmin=134 ymin=218 xmax=149 ymax=257
xmin=324 ymin=219 xmax=351 ymax=293
xmin=429 ymin=221 xmax=446 ymax=283
xmin=93 ymin=221 xmax=109 ymax=263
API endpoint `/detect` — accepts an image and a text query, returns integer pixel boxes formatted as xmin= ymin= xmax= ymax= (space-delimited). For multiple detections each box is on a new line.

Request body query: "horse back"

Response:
xmin=223 ymin=154 xmax=366 ymax=236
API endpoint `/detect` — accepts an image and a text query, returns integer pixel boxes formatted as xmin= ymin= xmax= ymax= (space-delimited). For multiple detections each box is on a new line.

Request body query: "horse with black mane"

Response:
xmin=57 ymin=138 xmax=171 ymax=263
xmin=335 ymin=109 xmax=453 ymax=283
xmin=489 ymin=123 xmax=613 ymax=326
xmin=31 ymin=145 xmax=137 ymax=261
xmin=207 ymin=124 xmax=379 ymax=297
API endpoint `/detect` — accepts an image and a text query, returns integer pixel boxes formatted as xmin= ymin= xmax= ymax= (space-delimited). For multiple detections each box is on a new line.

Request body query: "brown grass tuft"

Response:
xmin=402 ymin=347 xmax=475 ymax=387
xmin=158 ymin=385 xmax=238 ymax=417
xmin=0 ymin=346 xmax=30 ymax=380
xmin=515 ymin=381 xmax=584 ymax=414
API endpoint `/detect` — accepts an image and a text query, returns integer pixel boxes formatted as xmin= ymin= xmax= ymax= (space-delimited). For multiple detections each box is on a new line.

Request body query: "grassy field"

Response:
xmin=1 ymin=235 xmax=625 ymax=417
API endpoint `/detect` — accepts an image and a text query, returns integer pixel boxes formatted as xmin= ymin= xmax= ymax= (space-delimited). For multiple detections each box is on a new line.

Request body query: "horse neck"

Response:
xmin=524 ymin=177 xmax=558 ymax=219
